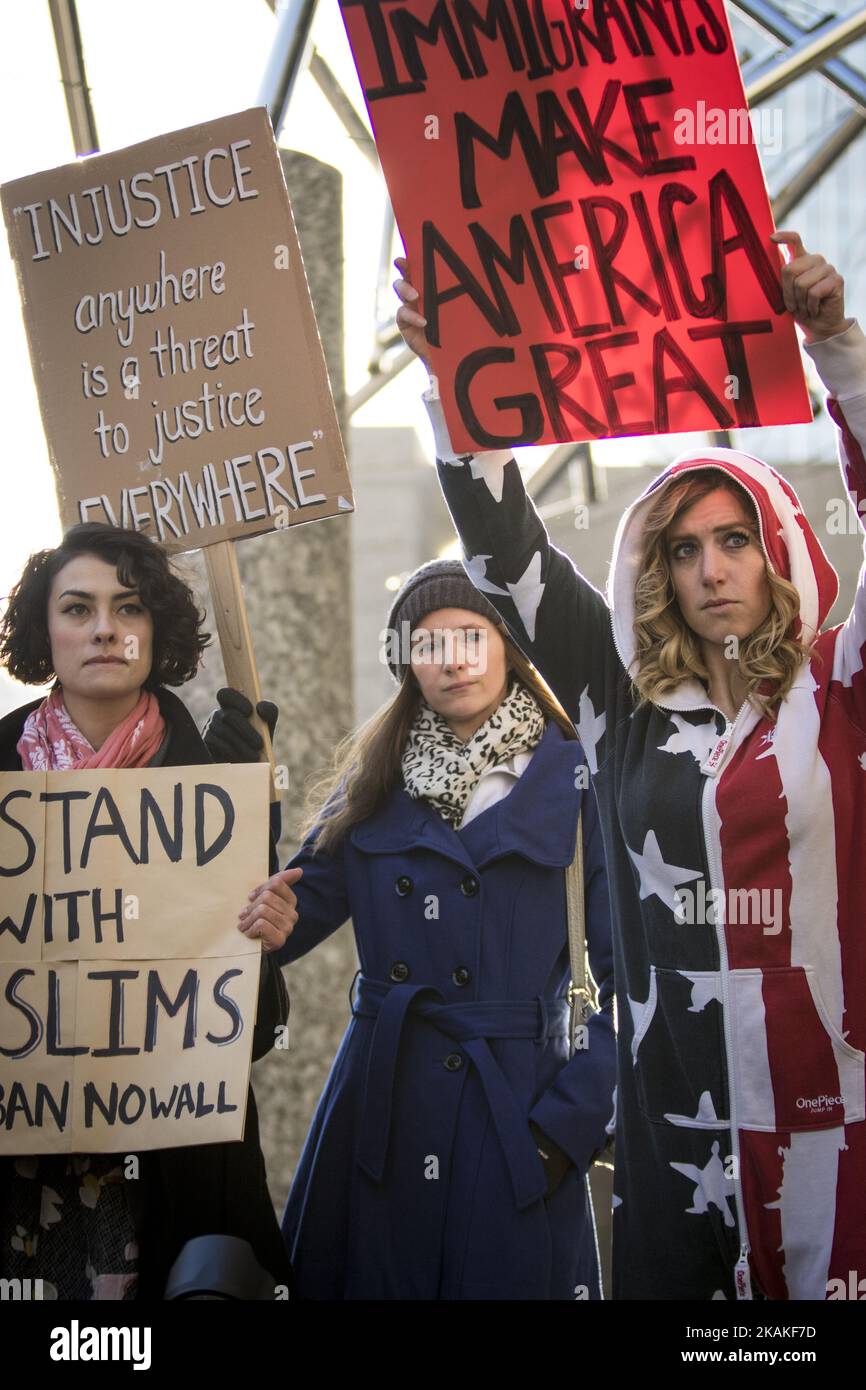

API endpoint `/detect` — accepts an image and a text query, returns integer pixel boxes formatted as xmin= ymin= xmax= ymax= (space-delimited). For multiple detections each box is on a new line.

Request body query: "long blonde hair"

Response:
xmin=632 ymin=471 xmax=812 ymax=716
xmin=302 ymin=626 xmax=575 ymax=854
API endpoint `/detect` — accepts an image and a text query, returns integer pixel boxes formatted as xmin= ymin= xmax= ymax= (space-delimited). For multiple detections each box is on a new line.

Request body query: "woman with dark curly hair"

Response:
xmin=0 ymin=522 xmax=296 ymax=1300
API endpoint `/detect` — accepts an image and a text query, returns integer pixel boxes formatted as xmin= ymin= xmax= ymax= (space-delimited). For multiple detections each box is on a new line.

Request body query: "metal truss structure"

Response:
xmin=46 ymin=0 xmax=866 ymax=490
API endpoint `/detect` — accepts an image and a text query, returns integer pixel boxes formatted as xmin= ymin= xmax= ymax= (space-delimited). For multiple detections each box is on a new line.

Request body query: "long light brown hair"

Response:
xmin=302 ymin=625 xmax=575 ymax=854
xmin=632 ymin=470 xmax=812 ymax=717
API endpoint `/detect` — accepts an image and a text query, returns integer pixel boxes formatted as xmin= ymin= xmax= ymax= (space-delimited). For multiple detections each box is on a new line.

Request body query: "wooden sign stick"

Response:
xmin=204 ymin=539 xmax=278 ymax=801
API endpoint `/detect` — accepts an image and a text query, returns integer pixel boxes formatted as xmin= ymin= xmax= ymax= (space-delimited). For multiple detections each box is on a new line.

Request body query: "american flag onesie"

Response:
xmin=426 ymin=320 xmax=866 ymax=1300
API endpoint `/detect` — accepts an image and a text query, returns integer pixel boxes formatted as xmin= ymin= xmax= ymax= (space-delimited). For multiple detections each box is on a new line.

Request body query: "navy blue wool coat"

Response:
xmin=277 ymin=720 xmax=616 ymax=1300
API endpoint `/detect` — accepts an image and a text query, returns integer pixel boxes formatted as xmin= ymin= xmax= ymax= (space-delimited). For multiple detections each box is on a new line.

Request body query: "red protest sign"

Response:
xmin=341 ymin=0 xmax=812 ymax=450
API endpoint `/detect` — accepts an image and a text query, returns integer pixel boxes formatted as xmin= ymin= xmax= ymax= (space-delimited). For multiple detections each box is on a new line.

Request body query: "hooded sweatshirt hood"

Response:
xmin=606 ymin=446 xmax=839 ymax=709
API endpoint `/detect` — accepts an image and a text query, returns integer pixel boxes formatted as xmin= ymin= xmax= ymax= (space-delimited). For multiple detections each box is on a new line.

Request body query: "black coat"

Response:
xmin=0 ymin=686 xmax=291 ymax=1298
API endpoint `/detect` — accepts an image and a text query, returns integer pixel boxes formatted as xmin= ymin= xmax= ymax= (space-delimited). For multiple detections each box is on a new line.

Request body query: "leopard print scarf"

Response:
xmin=402 ymin=679 xmax=546 ymax=827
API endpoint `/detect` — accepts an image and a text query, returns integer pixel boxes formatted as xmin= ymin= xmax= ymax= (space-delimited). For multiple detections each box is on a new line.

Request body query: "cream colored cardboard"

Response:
xmin=1 ymin=107 xmax=353 ymax=552
xmin=0 ymin=763 xmax=270 ymax=1152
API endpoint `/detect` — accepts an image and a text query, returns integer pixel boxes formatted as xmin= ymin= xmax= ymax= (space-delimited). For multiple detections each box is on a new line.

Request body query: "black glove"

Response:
xmin=529 ymin=1120 xmax=573 ymax=1197
xmin=202 ymin=687 xmax=279 ymax=763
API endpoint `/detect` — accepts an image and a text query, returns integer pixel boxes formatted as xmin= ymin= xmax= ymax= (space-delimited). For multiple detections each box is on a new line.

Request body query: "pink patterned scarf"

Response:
xmin=17 ymin=687 xmax=166 ymax=771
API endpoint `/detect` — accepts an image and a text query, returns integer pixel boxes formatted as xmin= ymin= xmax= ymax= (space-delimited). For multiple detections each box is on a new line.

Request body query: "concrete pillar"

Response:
xmin=180 ymin=150 xmax=357 ymax=1215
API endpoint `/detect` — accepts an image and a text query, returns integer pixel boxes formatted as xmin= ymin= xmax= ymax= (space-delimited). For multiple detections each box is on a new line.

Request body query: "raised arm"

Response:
xmin=807 ymin=323 xmax=866 ymax=728
xmin=775 ymin=231 xmax=866 ymax=732
xmin=394 ymin=257 xmax=629 ymax=771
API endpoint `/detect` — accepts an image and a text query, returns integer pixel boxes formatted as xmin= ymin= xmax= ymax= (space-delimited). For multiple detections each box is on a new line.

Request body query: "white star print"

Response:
xmin=506 ymin=552 xmax=545 ymax=642
xmin=462 ymin=552 xmax=508 ymax=596
xmin=755 ymin=727 xmax=777 ymax=762
xmin=678 ymin=971 xmax=723 ymax=1013
xmin=670 ymin=1140 xmax=736 ymax=1227
xmin=39 ymin=1186 xmax=64 ymax=1228
xmin=858 ymin=752 xmax=866 ymax=771
xmin=468 ymin=452 xmax=512 ymax=502
xmin=576 ymin=686 xmax=606 ymax=774
xmin=628 ymin=972 xmax=658 ymax=1063
xmin=665 ymin=1090 xmax=725 ymax=1127
xmin=627 ymin=830 xmax=702 ymax=912
xmin=658 ymin=713 xmax=718 ymax=766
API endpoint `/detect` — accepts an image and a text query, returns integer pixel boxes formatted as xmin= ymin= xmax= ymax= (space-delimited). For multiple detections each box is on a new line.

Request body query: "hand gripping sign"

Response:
xmin=341 ymin=0 xmax=812 ymax=450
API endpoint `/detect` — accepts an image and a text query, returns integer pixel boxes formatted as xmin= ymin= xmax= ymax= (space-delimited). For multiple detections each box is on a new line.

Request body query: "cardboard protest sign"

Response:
xmin=0 ymin=763 xmax=270 ymax=1152
xmin=0 ymin=766 xmax=267 ymax=961
xmin=341 ymin=0 xmax=813 ymax=449
xmin=0 ymin=958 xmax=260 ymax=1153
xmin=1 ymin=108 xmax=353 ymax=550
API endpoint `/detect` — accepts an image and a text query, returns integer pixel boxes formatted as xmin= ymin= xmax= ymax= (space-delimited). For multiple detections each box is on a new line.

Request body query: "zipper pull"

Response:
xmin=701 ymin=730 xmax=732 ymax=777
xmin=734 ymin=1245 xmax=752 ymax=1300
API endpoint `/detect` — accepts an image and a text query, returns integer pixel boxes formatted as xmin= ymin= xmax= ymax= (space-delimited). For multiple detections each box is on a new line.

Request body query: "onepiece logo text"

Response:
xmin=796 ymin=1093 xmax=843 ymax=1114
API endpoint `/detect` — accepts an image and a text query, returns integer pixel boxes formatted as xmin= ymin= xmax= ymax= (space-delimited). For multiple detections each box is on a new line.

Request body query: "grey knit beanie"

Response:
xmin=384 ymin=558 xmax=502 ymax=683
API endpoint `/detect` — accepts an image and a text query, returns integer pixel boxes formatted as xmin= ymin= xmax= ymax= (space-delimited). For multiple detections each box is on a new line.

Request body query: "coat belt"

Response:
xmin=351 ymin=975 xmax=569 ymax=1211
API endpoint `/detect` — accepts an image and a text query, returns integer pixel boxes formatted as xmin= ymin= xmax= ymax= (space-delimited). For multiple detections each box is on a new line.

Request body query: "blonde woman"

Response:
xmin=395 ymin=232 xmax=866 ymax=1300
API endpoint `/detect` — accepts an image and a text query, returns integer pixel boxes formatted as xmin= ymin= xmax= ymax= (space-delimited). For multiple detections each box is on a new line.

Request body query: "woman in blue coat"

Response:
xmin=246 ymin=559 xmax=616 ymax=1300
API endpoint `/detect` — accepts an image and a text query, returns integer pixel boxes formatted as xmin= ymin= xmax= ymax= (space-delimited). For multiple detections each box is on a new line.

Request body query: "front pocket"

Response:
xmin=728 ymin=966 xmax=865 ymax=1132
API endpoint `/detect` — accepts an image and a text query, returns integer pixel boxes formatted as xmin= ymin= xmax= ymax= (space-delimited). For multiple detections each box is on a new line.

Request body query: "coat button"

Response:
xmin=444 ymin=1052 xmax=464 ymax=1071
xmin=395 ymin=875 xmax=413 ymax=897
xmin=389 ymin=961 xmax=410 ymax=983
xmin=459 ymin=875 xmax=479 ymax=897
xmin=452 ymin=967 xmax=471 ymax=987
